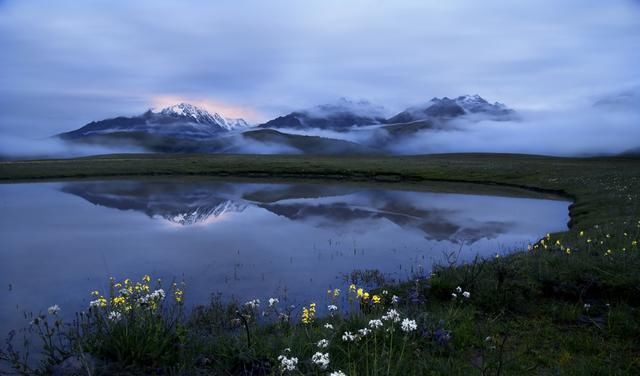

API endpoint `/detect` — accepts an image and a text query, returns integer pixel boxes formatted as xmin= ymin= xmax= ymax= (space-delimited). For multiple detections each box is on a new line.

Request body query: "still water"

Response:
xmin=0 ymin=179 xmax=570 ymax=335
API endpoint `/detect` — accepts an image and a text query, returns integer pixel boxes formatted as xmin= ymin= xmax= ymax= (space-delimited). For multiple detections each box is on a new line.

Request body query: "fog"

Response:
xmin=0 ymin=135 xmax=145 ymax=160
xmin=1 ymin=1 xmax=639 ymax=157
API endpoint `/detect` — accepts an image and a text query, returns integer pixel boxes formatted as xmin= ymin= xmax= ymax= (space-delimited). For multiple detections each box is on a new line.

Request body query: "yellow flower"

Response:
xmin=555 ymin=240 xmax=561 ymax=246
xmin=142 ymin=275 xmax=151 ymax=283
xmin=372 ymin=295 xmax=381 ymax=304
xmin=112 ymin=296 xmax=126 ymax=306
xmin=124 ymin=279 xmax=131 ymax=286
xmin=357 ymin=288 xmax=364 ymax=298
xmin=174 ymin=289 xmax=184 ymax=303
xmin=333 ymin=288 xmax=340 ymax=297
xmin=363 ymin=292 xmax=370 ymax=301
xmin=632 ymin=240 xmax=637 ymax=246
xmin=91 ymin=290 xmax=100 ymax=297
xmin=349 ymin=284 xmax=357 ymax=293
xmin=565 ymin=248 xmax=571 ymax=255
xmin=579 ymin=231 xmax=584 ymax=237
xmin=587 ymin=238 xmax=592 ymax=243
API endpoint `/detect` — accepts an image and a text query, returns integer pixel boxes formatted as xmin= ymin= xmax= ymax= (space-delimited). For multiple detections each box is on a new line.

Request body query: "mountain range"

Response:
xmin=57 ymin=95 xmax=516 ymax=155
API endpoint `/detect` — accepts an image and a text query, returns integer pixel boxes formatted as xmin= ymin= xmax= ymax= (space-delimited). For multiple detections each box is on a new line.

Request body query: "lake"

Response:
xmin=0 ymin=178 xmax=570 ymax=336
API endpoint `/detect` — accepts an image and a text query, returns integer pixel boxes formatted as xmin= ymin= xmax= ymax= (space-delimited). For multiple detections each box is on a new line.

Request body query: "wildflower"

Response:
xmin=150 ymin=289 xmax=166 ymax=301
xmin=142 ymin=274 xmax=151 ymax=283
xmin=584 ymin=303 xmax=591 ymax=311
xmin=349 ymin=284 xmax=356 ymax=293
xmin=328 ymin=304 xmax=338 ymax=312
xmin=368 ymin=319 xmax=383 ymax=329
xmin=382 ymin=290 xmax=388 ymax=295
xmin=91 ymin=290 xmax=100 ymax=297
xmin=330 ymin=371 xmax=347 ymax=376
xmin=311 ymin=352 xmax=330 ymax=370
xmin=48 ymin=305 xmax=61 ymax=315
xmin=324 ymin=323 xmax=334 ymax=330
xmin=372 ymin=295 xmax=382 ymax=304
xmin=455 ymin=286 xmax=462 ymax=293
xmin=89 ymin=297 xmax=107 ymax=308
xmin=462 ymin=291 xmax=471 ymax=299
xmin=363 ymin=292 xmax=370 ymax=301
xmin=268 ymin=298 xmax=279 ymax=307
xmin=333 ymin=288 xmax=341 ymax=297
xmin=357 ymin=288 xmax=364 ymax=298
xmin=244 ymin=299 xmax=260 ymax=309
xmin=579 ymin=231 xmax=584 ymax=237
xmin=317 ymin=339 xmax=330 ymax=349
xmin=302 ymin=304 xmax=316 ymax=325
xmin=277 ymin=355 xmax=298 ymax=372
xmin=342 ymin=331 xmax=357 ymax=342
xmin=382 ymin=308 xmax=401 ymax=322
xmin=451 ymin=293 xmax=457 ymax=299
xmin=358 ymin=328 xmax=371 ymax=337
xmin=108 ymin=311 xmax=122 ymax=322
xmin=391 ymin=295 xmax=400 ymax=304
xmin=587 ymin=238 xmax=592 ymax=243
xmin=174 ymin=288 xmax=184 ymax=303
xmin=401 ymin=318 xmax=417 ymax=333
xmin=633 ymin=240 xmax=638 ymax=246
xmin=566 ymin=248 xmax=571 ymax=255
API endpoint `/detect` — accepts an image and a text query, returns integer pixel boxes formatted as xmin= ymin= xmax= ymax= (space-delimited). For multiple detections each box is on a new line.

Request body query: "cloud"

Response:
xmin=0 ymin=0 xmax=639 ymax=155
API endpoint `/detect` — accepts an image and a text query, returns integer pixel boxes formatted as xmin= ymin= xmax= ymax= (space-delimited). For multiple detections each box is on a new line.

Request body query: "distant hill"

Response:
xmin=258 ymin=98 xmax=387 ymax=132
xmin=388 ymin=95 xmax=516 ymax=124
xmin=242 ymin=129 xmax=383 ymax=155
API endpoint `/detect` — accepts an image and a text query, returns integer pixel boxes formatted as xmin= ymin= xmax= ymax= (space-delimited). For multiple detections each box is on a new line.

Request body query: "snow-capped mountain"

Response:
xmin=158 ymin=103 xmax=250 ymax=131
xmin=160 ymin=200 xmax=248 ymax=225
xmin=258 ymin=98 xmax=387 ymax=132
xmin=387 ymin=95 xmax=515 ymax=123
xmin=58 ymin=103 xmax=251 ymax=141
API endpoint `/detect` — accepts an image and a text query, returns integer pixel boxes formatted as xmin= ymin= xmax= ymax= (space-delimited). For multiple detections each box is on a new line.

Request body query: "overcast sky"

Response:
xmin=1 ymin=0 xmax=639 ymax=139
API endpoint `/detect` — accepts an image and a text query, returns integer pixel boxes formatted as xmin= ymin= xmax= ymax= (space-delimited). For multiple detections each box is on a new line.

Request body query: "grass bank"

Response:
xmin=1 ymin=153 xmax=639 ymax=374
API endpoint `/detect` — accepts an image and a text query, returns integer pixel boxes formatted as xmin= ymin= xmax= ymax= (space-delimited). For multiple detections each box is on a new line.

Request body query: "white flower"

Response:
xmin=108 ymin=311 xmax=122 ymax=322
xmin=451 ymin=293 xmax=457 ymax=299
xmin=382 ymin=290 xmax=389 ymax=295
xmin=358 ymin=328 xmax=371 ymax=337
xmin=327 ymin=304 xmax=338 ymax=312
xmin=317 ymin=339 xmax=330 ymax=349
xmin=584 ymin=303 xmax=591 ymax=310
xmin=330 ymin=371 xmax=347 ymax=376
xmin=277 ymin=355 xmax=298 ymax=372
xmin=455 ymin=286 xmax=462 ymax=293
xmin=382 ymin=308 xmax=401 ymax=322
xmin=244 ymin=299 xmax=261 ymax=309
xmin=368 ymin=319 xmax=383 ymax=329
xmin=268 ymin=298 xmax=279 ymax=307
xmin=324 ymin=323 xmax=334 ymax=330
xmin=401 ymin=318 xmax=417 ymax=333
xmin=311 ymin=352 xmax=330 ymax=370
xmin=391 ymin=295 xmax=400 ymax=304
xmin=342 ymin=331 xmax=356 ymax=342
xmin=119 ymin=288 xmax=130 ymax=296
xmin=462 ymin=291 xmax=471 ymax=299
xmin=48 ymin=305 xmax=61 ymax=315
xmin=89 ymin=299 xmax=102 ymax=308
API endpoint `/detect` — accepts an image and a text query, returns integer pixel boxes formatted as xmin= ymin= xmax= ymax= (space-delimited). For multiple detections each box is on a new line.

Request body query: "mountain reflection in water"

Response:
xmin=61 ymin=180 xmax=514 ymax=244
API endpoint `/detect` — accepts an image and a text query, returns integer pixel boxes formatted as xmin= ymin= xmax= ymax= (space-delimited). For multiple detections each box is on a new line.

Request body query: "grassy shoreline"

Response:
xmin=2 ymin=153 xmax=639 ymax=228
xmin=1 ymin=153 xmax=639 ymax=374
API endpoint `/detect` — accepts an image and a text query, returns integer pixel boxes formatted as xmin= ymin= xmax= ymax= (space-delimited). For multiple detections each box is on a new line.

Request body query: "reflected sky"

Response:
xmin=0 ymin=179 xmax=570 ymax=336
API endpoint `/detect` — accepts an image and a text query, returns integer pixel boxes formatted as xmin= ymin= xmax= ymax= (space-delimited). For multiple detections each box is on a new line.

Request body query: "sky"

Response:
xmin=0 ymin=0 xmax=639 ymax=153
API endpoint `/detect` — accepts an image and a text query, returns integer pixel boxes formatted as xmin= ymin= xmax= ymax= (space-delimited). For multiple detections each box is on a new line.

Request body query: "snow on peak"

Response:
xmin=156 ymin=103 xmax=251 ymax=131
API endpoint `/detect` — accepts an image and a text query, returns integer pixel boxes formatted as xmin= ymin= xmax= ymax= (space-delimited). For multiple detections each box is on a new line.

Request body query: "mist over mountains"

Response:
xmin=55 ymin=95 xmax=522 ymax=156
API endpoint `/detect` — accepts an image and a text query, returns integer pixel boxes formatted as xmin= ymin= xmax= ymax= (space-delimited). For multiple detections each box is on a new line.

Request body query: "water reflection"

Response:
xmin=0 ymin=179 xmax=570 ymax=338
xmin=61 ymin=180 xmax=512 ymax=244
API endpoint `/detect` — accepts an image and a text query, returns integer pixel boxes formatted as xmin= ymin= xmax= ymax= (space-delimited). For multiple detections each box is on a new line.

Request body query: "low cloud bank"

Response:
xmin=0 ymin=135 xmax=146 ymax=160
